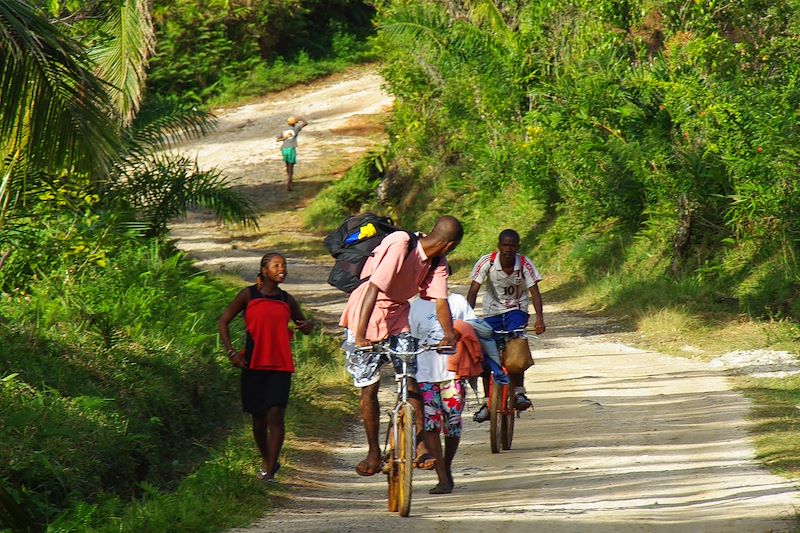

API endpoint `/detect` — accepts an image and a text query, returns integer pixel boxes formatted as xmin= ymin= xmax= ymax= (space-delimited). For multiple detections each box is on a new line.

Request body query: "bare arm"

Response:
xmin=287 ymin=293 xmax=314 ymax=335
xmin=217 ymin=288 xmax=250 ymax=368
xmin=355 ymin=282 xmax=379 ymax=347
xmin=435 ymin=297 xmax=460 ymax=347
xmin=529 ymin=284 xmax=545 ymax=335
xmin=466 ymin=280 xmax=481 ymax=309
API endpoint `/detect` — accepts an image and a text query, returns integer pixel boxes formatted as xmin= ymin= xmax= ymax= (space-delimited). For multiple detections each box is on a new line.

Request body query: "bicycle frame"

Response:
xmin=487 ymin=327 xmax=529 ymax=452
xmin=390 ymin=352 xmax=414 ymax=462
xmin=356 ymin=342 xmax=449 ymax=516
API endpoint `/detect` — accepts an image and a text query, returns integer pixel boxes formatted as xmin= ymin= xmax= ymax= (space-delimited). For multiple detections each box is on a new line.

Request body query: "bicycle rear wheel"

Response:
xmin=489 ymin=378 xmax=502 ymax=454
xmin=396 ymin=403 xmax=415 ymax=516
xmin=501 ymin=385 xmax=515 ymax=450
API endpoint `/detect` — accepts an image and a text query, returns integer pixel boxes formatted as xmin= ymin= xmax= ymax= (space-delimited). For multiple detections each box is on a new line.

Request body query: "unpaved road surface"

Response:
xmin=171 ymin=66 xmax=800 ymax=532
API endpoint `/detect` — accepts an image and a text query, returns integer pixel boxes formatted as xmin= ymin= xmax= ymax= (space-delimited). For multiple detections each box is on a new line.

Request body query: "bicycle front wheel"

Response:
xmin=387 ymin=447 xmax=398 ymax=512
xmin=501 ymin=384 xmax=515 ymax=450
xmin=396 ymin=402 xmax=415 ymax=517
xmin=489 ymin=379 xmax=502 ymax=454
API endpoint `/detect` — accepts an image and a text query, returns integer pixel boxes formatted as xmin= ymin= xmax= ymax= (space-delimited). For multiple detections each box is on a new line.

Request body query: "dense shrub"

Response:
xmin=361 ymin=0 xmax=800 ymax=318
xmin=0 ymin=241 xmax=238 ymax=525
xmin=147 ymin=0 xmax=376 ymax=103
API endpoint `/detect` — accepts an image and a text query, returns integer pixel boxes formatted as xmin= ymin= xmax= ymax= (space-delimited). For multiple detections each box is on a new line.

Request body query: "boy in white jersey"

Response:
xmin=466 ymin=229 xmax=545 ymax=420
xmin=409 ymin=293 xmax=476 ymax=494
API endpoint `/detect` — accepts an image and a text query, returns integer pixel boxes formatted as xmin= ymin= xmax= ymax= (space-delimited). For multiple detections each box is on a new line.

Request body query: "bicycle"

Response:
xmin=355 ymin=342 xmax=452 ymax=517
xmin=487 ymin=327 xmax=532 ymax=453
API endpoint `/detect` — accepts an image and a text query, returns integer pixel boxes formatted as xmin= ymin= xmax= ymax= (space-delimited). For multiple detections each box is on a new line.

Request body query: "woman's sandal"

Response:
xmin=257 ymin=462 xmax=280 ymax=483
xmin=413 ymin=453 xmax=436 ymax=470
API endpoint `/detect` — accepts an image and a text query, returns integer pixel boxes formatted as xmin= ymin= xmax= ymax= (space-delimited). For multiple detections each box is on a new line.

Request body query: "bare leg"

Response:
xmin=252 ymin=406 xmax=284 ymax=478
xmin=252 ymin=410 xmax=269 ymax=472
xmin=408 ymin=379 xmax=432 ymax=465
xmin=265 ymin=406 xmax=285 ymax=476
xmin=286 ymin=163 xmax=294 ymax=191
xmin=357 ymin=382 xmax=382 ymax=475
xmin=444 ymin=435 xmax=459 ymax=487
xmin=423 ymin=431 xmax=450 ymax=490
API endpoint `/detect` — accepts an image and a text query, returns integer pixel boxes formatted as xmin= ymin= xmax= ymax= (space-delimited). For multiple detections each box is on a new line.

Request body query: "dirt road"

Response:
xmin=171 ymin=66 xmax=800 ymax=532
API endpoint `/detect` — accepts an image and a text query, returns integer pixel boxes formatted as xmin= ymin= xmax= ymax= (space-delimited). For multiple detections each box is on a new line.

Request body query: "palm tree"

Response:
xmin=0 ymin=0 xmax=122 ymax=218
xmin=0 ymin=1 xmax=256 ymax=279
xmin=88 ymin=0 xmax=156 ymax=125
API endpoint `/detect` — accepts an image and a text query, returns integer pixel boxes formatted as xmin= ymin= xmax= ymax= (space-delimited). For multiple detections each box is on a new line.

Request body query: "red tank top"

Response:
xmin=244 ymin=289 xmax=294 ymax=372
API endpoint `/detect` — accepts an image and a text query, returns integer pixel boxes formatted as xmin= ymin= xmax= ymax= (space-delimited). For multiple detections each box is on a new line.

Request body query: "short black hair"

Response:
xmin=498 ymin=229 xmax=520 ymax=243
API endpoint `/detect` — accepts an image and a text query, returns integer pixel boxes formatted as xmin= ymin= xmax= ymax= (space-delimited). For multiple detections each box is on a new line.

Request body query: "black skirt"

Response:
xmin=240 ymin=369 xmax=292 ymax=414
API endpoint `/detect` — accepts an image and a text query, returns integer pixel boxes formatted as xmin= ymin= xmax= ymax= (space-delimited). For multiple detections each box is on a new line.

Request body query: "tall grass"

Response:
xmin=207 ymin=50 xmax=378 ymax=109
xmin=0 ymin=239 xmax=353 ymax=531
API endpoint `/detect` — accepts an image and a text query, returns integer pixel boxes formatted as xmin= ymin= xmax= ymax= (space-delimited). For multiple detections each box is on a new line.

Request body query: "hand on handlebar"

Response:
xmin=355 ymin=337 xmax=372 ymax=349
xmin=440 ymin=331 xmax=460 ymax=348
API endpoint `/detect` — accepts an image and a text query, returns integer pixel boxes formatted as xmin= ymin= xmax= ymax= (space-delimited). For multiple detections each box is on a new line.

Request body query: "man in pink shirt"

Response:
xmin=340 ymin=215 xmax=463 ymax=477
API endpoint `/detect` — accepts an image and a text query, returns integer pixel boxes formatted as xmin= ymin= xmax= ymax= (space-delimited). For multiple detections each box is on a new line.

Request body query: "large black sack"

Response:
xmin=324 ymin=213 xmax=414 ymax=293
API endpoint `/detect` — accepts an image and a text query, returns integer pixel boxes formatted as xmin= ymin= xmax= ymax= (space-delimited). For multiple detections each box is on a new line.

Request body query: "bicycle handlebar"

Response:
xmin=354 ymin=343 xmax=455 ymax=356
xmin=493 ymin=327 xmax=527 ymax=335
xmin=493 ymin=328 xmax=539 ymax=340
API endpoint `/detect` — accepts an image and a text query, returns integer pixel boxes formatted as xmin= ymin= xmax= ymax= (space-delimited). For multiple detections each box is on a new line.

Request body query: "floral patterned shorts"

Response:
xmin=419 ymin=379 xmax=465 ymax=437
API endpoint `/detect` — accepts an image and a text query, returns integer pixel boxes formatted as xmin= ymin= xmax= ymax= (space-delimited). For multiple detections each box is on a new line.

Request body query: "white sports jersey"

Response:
xmin=470 ymin=252 xmax=542 ymax=317
xmin=409 ymin=294 xmax=476 ymax=383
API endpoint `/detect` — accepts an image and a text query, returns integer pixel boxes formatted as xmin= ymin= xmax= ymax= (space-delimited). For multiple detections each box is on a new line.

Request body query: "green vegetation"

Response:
xmin=303 ymin=0 xmax=800 ymax=488
xmin=147 ymin=0 xmax=376 ymax=106
xmin=7 ymin=0 xmax=800 ymax=528
xmin=0 ymin=241 xmax=351 ymax=530
xmin=2 ymin=2 xmax=360 ymax=530
xmin=304 ymin=147 xmax=387 ymax=232
xmin=357 ymin=0 xmax=800 ymax=321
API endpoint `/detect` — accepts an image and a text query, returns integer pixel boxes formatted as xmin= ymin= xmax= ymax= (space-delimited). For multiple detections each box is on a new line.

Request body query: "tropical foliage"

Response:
xmin=1 ymin=2 xmax=350 ymax=529
xmin=146 ymin=0 xmax=376 ymax=103
xmin=362 ymin=0 xmax=800 ymax=319
xmin=0 ymin=241 xmax=349 ymax=530
xmin=0 ymin=1 xmax=257 ymax=292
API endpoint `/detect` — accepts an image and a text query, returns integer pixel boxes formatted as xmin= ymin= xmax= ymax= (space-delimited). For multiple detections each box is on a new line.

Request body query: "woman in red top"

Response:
xmin=218 ymin=252 xmax=314 ymax=482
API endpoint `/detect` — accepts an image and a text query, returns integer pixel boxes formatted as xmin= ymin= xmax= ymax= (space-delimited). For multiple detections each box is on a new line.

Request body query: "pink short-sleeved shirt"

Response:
xmin=339 ymin=231 xmax=449 ymax=342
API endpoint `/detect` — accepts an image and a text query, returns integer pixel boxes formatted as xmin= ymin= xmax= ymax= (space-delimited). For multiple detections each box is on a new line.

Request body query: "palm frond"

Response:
xmin=468 ymin=0 xmax=512 ymax=36
xmin=380 ymin=1 xmax=516 ymax=78
xmin=0 ymin=0 xmax=121 ymax=175
xmin=378 ymin=2 xmax=451 ymax=53
xmin=89 ymin=0 xmax=155 ymax=125
xmin=128 ymin=98 xmax=217 ymax=154
xmin=111 ymin=154 xmax=258 ymax=236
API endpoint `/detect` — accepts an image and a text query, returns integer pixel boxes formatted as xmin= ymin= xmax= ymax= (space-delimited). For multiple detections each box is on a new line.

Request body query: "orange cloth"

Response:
xmin=447 ymin=320 xmax=483 ymax=378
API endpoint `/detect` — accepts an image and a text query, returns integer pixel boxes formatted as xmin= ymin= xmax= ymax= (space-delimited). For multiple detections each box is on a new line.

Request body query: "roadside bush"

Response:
xmin=0 ymin=240 xmax=237 ymax=527
xmin=372 ymin=0 xmax=800 ymax=319
xmin=304 ymin=147 xmax=385 ymax=233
